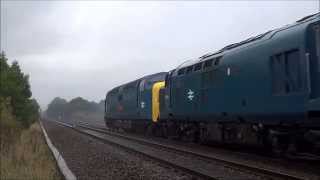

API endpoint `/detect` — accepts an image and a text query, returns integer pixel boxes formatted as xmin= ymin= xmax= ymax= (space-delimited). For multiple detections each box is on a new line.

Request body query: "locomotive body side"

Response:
xmin=168 ymin=19 xmax=315 ymax=124
xmin=158 ymin=14 xmax=320 ymax=153
xmin=105 ymin=13 xmax=320 ymax=155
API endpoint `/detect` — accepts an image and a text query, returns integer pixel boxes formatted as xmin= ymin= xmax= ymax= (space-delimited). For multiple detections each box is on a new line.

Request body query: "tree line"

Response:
xmin=45 ymin=97 xmax=104 ymax=119
xmin=0 ymin=52 xmax=40 ymax=127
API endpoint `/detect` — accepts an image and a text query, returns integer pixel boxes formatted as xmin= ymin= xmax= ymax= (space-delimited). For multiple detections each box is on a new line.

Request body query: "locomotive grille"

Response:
xmin=270 ymin=50 xmax=303 ymax=95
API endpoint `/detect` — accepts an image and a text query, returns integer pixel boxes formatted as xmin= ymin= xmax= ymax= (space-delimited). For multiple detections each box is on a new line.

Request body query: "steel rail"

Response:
xmin=52 ymin=120 xmax=216 ymax=179
xmin=53 ymin=120 xmax=307 ymax=180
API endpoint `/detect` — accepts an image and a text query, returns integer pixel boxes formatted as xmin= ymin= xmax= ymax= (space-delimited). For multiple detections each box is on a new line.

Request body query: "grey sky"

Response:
xmin=1 ymin=1 xmax=318 ymax=109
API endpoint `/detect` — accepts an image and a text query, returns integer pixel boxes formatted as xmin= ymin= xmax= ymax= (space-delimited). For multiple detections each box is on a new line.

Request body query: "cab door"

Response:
xmin=138 ymin=79 xmax=148 ymax=119
xmin=308 ymin=23 xmax=320 ymax=99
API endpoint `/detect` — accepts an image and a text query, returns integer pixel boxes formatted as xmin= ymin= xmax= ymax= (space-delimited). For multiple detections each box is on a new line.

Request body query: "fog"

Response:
xmin=1 ymin=1 xmax=318 ymax=109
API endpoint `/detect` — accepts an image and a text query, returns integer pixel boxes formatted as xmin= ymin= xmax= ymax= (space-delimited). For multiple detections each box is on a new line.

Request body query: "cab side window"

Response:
xmin=186 ymin=66 xmax=193 ymax=74
xmin=194 ymin=62 xmax=202 ymax=71
xmin=178 ymin=68 xmax=186 ymax=75
xmin=139 ymin=79 xmax=145 ymax=92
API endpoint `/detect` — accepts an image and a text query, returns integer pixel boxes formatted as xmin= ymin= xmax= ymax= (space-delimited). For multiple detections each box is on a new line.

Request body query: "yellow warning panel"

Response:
xmin=152 ymin=81 xmax=165 ymax=123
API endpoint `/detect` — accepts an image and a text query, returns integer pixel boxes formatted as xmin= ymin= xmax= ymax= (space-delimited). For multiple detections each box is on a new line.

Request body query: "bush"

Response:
xmin=0 ymin=51 xmax=39 ymax=128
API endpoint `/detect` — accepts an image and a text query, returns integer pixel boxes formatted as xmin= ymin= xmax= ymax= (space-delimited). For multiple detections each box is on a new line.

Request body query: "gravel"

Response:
xmin=42 ymin=119 xmax=199 ymax=180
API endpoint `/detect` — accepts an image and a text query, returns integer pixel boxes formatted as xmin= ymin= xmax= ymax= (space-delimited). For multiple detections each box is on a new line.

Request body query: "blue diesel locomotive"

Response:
xmin=105 ymin=13 xmax=320 ymax=155
xmin=105 ymin=72 xmax=167 ymax=133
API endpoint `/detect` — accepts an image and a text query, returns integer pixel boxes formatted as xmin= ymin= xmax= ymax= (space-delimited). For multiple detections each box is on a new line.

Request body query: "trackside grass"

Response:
xmin=1 ymin=104 xmax=62 ymax=180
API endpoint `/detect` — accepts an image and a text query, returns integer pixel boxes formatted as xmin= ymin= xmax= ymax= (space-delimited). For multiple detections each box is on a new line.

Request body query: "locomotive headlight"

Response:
xmin=165 ymin=95 xmax=169 ymax=100
xmin=227 ymin=67 xmax=231 ymax=76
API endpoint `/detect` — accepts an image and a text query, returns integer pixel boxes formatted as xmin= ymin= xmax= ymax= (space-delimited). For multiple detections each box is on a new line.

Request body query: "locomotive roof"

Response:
xmin=176 ymin=12 xmax=320 ymax=70
xmin=108 ymin=72 xmax=167 ymax=94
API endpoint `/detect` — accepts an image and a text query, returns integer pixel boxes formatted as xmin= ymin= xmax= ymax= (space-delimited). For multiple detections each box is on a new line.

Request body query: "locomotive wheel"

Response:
xmin=269 ymin=134 xmax=289 ymax=156
xmin=166 ymin=121 xmax=180 ymax=140
xmin=180 ymin=123 xmax=200 ymax=143
xmin=161 ymin=123 xmax=168 ymax=138
xmin=154 ymin=123 xmax=163 ymax=137
xmin=146 ymin=123 xmax=166 ymax=137
xmin=199 ymin=125 xmax=208 ymax=144
xmin=146 ymin=123 xmax=154 ymax=137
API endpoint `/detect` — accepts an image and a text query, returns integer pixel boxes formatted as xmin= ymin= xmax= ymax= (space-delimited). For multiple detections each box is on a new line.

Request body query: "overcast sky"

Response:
xmin=1 ymin=1 xmax=318 ymax=109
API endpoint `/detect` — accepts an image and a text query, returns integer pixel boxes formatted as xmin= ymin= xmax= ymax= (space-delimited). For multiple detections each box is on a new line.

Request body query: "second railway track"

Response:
xmin=52 ymin=120 xmax=320 ymax=180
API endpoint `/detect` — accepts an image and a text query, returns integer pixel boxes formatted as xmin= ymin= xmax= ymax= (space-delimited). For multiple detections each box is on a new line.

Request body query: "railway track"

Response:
xmin=51 ymin=120 xmax=319 ymax=180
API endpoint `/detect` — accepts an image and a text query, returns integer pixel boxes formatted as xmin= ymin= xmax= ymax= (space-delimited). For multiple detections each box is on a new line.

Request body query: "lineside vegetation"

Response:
xmin=0 ymin=52 xmax=62 ymax=179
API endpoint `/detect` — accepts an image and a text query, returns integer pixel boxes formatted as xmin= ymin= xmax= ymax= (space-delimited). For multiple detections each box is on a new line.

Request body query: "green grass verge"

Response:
xmin=1 ymin=101 xmax=62 ymax=180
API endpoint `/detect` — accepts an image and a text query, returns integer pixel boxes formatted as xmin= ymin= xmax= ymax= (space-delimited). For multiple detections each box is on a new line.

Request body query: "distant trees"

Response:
xmin=46 ymin=96 xmax=104 ymax=119
xmin=46 ymin=97 xmax=67 ymax=119
xmin=68 ymin=97 xmax=96 ymax=114
xmin=97 ymin=100 xmax=105 ymax=112
xmin=0 ymin=51 xmax=40 ymax=127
